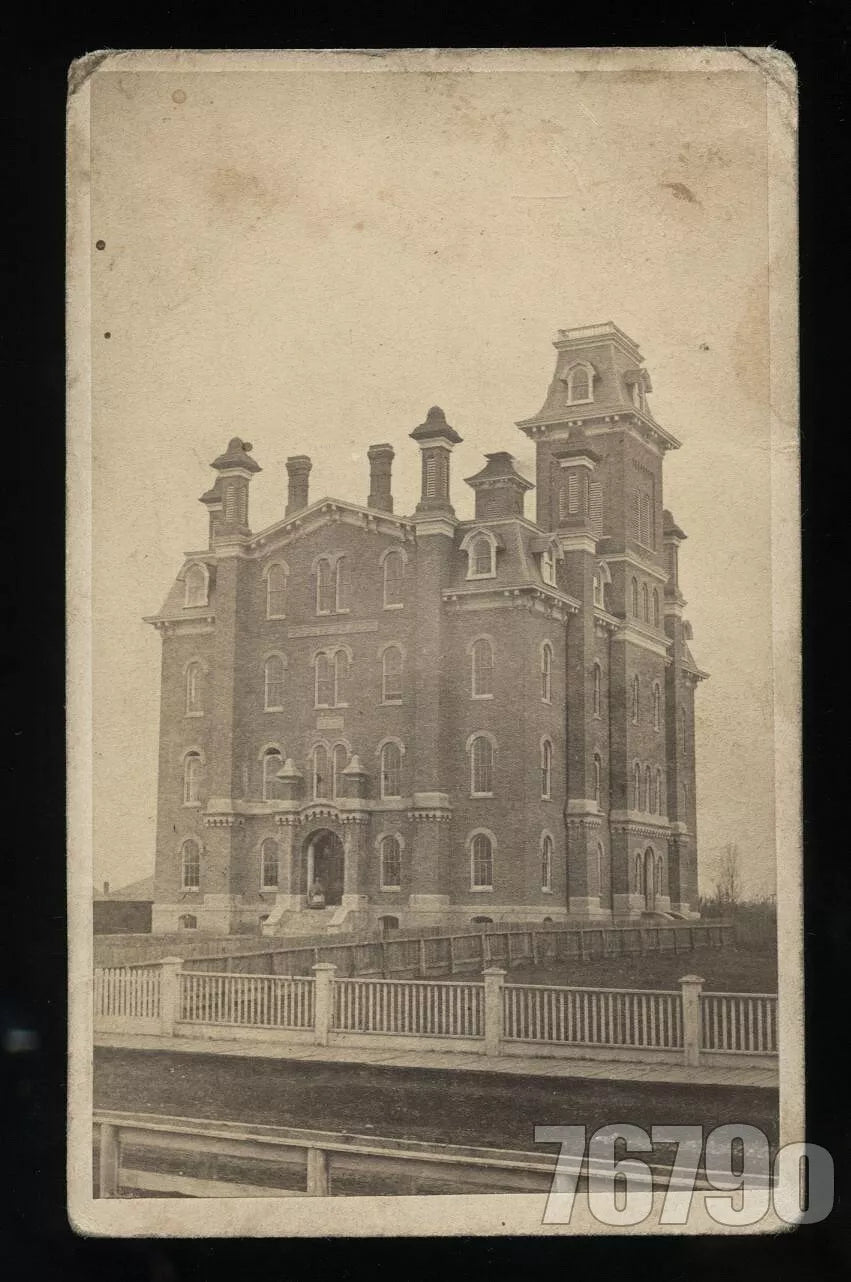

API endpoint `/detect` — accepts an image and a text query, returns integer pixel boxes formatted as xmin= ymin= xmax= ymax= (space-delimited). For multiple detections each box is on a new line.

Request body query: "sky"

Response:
xmin=87 ymin=52 xmax=780 ymax=898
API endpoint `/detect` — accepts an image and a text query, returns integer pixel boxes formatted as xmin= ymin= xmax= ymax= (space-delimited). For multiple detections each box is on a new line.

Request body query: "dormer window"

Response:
xmin=564 ymin=362 xmax=594 ymax=406
xmin=461 ymin=529 xmax=499 ymax=581
xmin=541 ymin=548 xmax=556 ymax=586
xmin=184 ymin=563 xmax=209 ymax=608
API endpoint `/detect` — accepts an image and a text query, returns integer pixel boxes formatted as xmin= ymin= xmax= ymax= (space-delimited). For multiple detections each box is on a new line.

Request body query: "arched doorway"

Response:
xmin=643 ymin=847 xmax=656 ymax=912
xmin=378 ymin=915 xmax=399 ymax=937
xmin=305 ymin=829 xmax=345 ymax=906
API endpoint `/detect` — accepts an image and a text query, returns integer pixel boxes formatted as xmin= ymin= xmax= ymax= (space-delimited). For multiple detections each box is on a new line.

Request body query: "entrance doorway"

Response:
xmin=305 ymin=830 xmax=345 ymax=906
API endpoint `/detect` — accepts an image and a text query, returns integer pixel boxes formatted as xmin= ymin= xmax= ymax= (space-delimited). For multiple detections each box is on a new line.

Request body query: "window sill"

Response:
xmin=380 ymin=795 xmax=402 ymax=803
xmin=266 ymin=614 xmax=287 ymax=622
xmin=182 ymin=802 xmax=202 ymax=809
xmin=470 ymin=885 xmax=494 ymax=893
xmin=265 ymin=706 xmax=284 ymax=713
xmin=466 ymin=572 xmax=497 ymax=582
xmin=383 ymin=602 xmax=404 ymax=611
xmin=541 ymin=887 xmax=553 ymax=894
xmin=184 ymin=711 xmax=204 ymax=718
xmin=380 ymin=886 xmax=402 ymax=893
xmin=381 ymin=699 xmax=403 ymax=707
xmin=470 ymin=792 xmax=494 ymax=800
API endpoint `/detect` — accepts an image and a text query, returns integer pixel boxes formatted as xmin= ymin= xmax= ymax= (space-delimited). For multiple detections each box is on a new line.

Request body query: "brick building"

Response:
xmin=146 ymin=323 xmax=706 ymax=936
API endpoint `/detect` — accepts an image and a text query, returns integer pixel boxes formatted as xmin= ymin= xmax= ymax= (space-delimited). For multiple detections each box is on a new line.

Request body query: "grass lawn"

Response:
xmin=501 ymin=946 xmax=776 ymax=993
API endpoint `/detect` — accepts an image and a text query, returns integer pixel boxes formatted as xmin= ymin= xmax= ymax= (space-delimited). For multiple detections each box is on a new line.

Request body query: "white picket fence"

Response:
xmin=502 ymin=984 xmax=683 ymax=1051
xmin=92 ymin=958 xmax=778 ymax=1066
xmin=333 ymin=977 xmax=484 ymax=1039
xmin=700 ymin=992 xmax=778 ymax=1055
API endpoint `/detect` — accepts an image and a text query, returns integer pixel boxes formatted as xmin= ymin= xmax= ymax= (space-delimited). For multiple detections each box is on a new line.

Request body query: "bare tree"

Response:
xmin=715 ymin=843 xmax=742 ymax=906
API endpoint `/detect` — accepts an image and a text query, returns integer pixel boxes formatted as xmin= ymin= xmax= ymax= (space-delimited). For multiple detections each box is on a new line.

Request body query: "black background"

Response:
xmin=4 ymin=6 xmax=849 ymax=1278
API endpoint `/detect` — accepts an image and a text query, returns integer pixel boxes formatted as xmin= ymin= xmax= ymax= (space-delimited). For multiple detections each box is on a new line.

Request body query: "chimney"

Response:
xmin=286 ymin=455 xmax=311 ymax=516
xmin=367 ymin=443 xmax=394 ymax=513
xmin=465 ymin=452 xmax=533 ymax=521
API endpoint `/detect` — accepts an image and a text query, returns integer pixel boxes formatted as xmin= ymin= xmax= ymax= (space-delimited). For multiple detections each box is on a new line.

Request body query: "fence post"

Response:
xmin=306 ymin=1145 xmax=330 ymax=1194
xmin=159 ymin=957 xmax=184 ymax=1036
xmin=312 ymin=962 xmax=337 ymax=1046
xmin=483 ymin=967 xmax=506 ymax=1057
xmin=98 ymin=1122 xmax=120 ymax=1197
xmin=679 ymin=974 xmax=705 ymax=1066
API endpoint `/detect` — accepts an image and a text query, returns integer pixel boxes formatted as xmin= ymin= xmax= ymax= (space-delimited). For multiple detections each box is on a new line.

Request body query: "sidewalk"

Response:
xmin=95 ymin=1032 xmax=777 ymax=1090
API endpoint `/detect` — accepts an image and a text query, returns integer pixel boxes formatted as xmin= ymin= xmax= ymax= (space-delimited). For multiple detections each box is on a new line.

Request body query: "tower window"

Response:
xmin=312 ymin=744 xmax=330 ymax=800
xmin=383 ymin=551 xmax=404 ymax=607
xmin=540 ymin=739 xmax=553 ymax=800
xmin=596 ymin=842 xmax=604 ymax=896
xmin=567 ymin=473 xmax=579 ymax=514
xmin=425 ymin=455 xmax=438 ymax=498
xmin=185 ymin=661 xmax=204 ymax=716
xmin=380 ymin=835 xmax=402 ymax=890
xmin=589 ymin=482 xmax=603 ymax=537
xmin=470 ymin=735 xmax=495 ymax=796
xmin=471 ymin=638 xmax=494 ymax=699
xmin=260 ymin=838 xmax=279 ymax=889
xmin=652 ymin=683 xmax=661 ymax=730
xmin=541 ymin=834 xmax=553 ymax=892
xmin=656 ymin=767 xmax=664 ymax=814
xmin=631 ymin=577 xmax=639 ymax=616
xmin=224 ymin=484 xmax=237 ymax=523
xmin=470 ymin=833 xmax=494 ymax=889
xmin=381 ymin=645 xmax=404 ymax=703
xmin=264 ymin=654 xmax=285 ymax=711
xmin=471 ymin=536 xmax=494 ymax=577
xmin=642 ymin=582 xmax=650 ymax=622
xmin=632 ymin=762 xmax=641 ymax=812
xmin=332 ymin=743 xmax=348 ymax=798
xmin=380 ymin=741 xmax=403 ymax=799
xmin=266 ymin=563 xmax=287 ymax=619
xmin=631 ymin=674 xmax=640 ymax=724
xmin=645 ymin=765 xmax=653 ymax=813
xmin=541 ymin=643 xmax=553 ymax=703
xmin=565 ymin=364 xmax=593 ymax=404
xmin=541 ymin=547 xmax=556 ymax=585
xmin=181 ymin=839 xmax=201 ymax=891
xmin=262 ymin=748 xmax=283 ymax=802
xmin=653 ymin=589 xmax=660 ymax=628
xmin=593 ymin=754 xmax=602 ymax=806
xmin=183 ymin=752 xmax=203 ymax=806
xmin=592 ymin=663 xmax=602 ymax=717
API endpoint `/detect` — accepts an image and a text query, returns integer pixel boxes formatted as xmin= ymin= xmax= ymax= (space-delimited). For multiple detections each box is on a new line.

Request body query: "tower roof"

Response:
xmin=210 ymin=437 xmax=262 ymax=473
xmin=465 ymin=451 xmax=533 ymax=492
xmin=409 ymin=405 xmax=463 ymax=445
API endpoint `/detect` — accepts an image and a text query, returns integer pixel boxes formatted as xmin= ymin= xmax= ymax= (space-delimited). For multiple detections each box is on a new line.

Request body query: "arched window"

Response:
xmin=680 ymin=707 xmax=688 ymax=752
xmin=185 ymin=661 xmax=204 ymax=715
xmin=656 ymin=854 xmax=664 ymax=895
xmin=312 ymin=744 xmax=330 ymax=800
xmin=260 ymin=838 xmax=279 ymax=889
xmin=380 ymin=835 xmax=402 ymax=889
xmin=183 ymin=752 xmax=203 ymax=805
xmin=178 ymin=913 xmax=197 ymax=930
xmin=652 ymin=589 xmax=660 ymax=628
xmin=181 ymin=839 xmax=200 ymax=890
xmin=314 ymin=652 xmax=334 ymax=708
xmin=632 ymin=762 xmax=641 ymax=811
xmin=540 ymin=739 xmax=553 ymax=800
xmin=592 ymin=663 xmax=602 ymax=717
xmin=335 ymin=556 xmax=350 ymax=612
xmin=332 ymin=743 xmax=348 ymax=797
xmin=593 ymin=753 xmax=602 ymax=806
xmin=642 ymin=582 xmax=649 ymax=622
xmin=541 ymin=834 xmax=553 ymax=892
xmin=645 ymin=765 xmax=653 ymax=814
xmin=541 ymin=643 xmax=553 ymax=703
xmin=266 ymin=563 xmax=287 ymax=619
xmin=470 ymin=833 xmax=494 ymax=889
xmin=471 ymin=638 xmax=494 ymax=699
xmin=334 ymin=649 xmax=349 ymax=706
xmin=380 ymin=741 xmax=402 ymax=799
xmin=566 ymin=364 xmax=592 ymax=404
xmin=184 ymin=563 xmax=208 ymax=608
xmin=382 ymin=645 xmax=403 ymax=703
xmin=470 ymin=735 xmax=494 ymax=796
xmin=682 ymin=779 xmax=690 ymax=809
xmin=383 ymin=550 xmax=404 ymax=607
xmin=262 ymin=748 xmax=283 ymax=801
xmin=596 ymin=842 xmax=604 ymax=896
xmin=652 ymin=682 xmax=661 ymax=730
xmin=634 ymin=853 xmax=643 ymax=894
xmin=316 ymin=558 xmax=334 ymax=614
xmin=656 ymin=767 xmax=664 ymax=814
xmin=631 ymin=674 xmax=640 ymax=723
xmin=631 ymin=577 xmax=639 ymax=616
xmin=264 ymin=654 xmax=285 ymax=711
xmin=470 ymin=535 xmax=494 ymax=578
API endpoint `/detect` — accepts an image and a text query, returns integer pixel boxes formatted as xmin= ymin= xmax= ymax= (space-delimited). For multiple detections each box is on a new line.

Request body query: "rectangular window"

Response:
xmin=335 ymin=557 xmax=350 ymax=612
xmin=315 ymin=655 xmax=335 ymax=708
xmin=317 ymin=561 xmax=334 ymax=614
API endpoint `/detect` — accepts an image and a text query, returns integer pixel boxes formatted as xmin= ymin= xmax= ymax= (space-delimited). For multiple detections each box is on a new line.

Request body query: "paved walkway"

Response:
xmin=95 ymin=1032 xmax=777 ymax=1090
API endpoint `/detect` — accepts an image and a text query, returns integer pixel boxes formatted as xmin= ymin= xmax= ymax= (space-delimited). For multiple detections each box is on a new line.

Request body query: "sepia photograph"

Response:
xmin=67 ymin=47 xmax=801 ymax=1236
